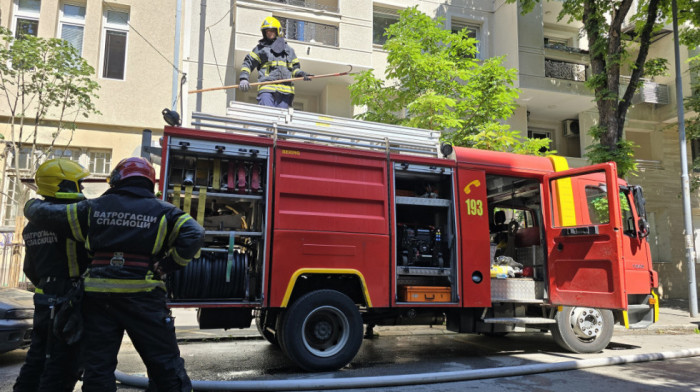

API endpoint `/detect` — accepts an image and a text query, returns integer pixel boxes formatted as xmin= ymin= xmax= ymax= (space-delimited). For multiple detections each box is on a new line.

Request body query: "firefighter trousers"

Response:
xmin=13 ymin=295 xmax=81 ymax=392
xmin=257 ymin=91 xmax=294 ymax=108
xmin=80 ymin=290 xmax=191 ymax=392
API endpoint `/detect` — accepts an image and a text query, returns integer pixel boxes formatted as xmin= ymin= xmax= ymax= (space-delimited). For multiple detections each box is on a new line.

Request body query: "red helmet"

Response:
xmin=109 ymin=157 xmax=156 ymax=186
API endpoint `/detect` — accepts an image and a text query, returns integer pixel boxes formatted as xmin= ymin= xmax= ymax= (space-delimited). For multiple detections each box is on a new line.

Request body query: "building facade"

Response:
xmin=1 ymin=0 xmax=697 ymax=298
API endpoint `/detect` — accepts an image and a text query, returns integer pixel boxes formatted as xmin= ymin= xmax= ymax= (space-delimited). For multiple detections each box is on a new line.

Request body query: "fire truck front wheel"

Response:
xmin=280 ymin=290 xmax=363 ymax=372
xmin=551 ymin=306 xmax=614 ymax=353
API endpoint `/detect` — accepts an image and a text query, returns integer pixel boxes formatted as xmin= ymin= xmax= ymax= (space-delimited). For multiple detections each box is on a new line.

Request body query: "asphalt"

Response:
xmin=170 ymin=299 xmax=700 ymax=343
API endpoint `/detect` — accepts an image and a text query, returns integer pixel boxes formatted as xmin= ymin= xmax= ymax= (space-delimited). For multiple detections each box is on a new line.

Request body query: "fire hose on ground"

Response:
xmin=115 ymin=347 xmax=700 ymax=391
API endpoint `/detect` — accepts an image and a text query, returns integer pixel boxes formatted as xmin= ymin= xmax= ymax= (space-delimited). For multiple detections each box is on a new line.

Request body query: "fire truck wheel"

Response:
xmin=551 ymin=306 xmax=614 ymax=353
xmin=255 ymin=310 xmax=279 ymax=347
xmin=280 ymin=290 xmax=363 ymax=372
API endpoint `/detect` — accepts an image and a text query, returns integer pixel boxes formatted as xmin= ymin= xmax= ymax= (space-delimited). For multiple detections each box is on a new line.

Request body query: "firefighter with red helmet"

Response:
xmin=238 ymin=16 xmax=312 ymax=107
xmin=14 ymin=159 xmax=90 ymax=392
xmin=24 ymin=157 xmax=204 ymax=392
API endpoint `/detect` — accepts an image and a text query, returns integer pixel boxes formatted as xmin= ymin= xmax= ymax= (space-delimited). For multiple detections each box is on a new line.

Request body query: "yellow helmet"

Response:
xmin=35 ymin=159 xmax=90 ymax=200
xmin=260 ymin=16 xmax=282 ymax=37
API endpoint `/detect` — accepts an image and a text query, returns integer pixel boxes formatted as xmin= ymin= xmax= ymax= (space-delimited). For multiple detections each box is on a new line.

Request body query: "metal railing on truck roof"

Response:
xmin=190 ymin=102 xmax=444 ymax=158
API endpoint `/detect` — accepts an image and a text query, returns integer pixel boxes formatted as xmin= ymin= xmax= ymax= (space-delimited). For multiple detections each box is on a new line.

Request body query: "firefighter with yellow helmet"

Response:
xmin=14 ymin=159 xmax=90 ymax=391
xmin=24 ymin=157 xmax=205 ymax=391
xmin=239 ymin=16 xmax=312 ymax=107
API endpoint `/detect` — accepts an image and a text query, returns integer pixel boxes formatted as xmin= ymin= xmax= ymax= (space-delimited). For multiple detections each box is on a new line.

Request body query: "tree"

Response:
xmin=512 ymin=0 xmax=699 ymax=177
xmin=0 ymin=27 xmax=100 ymax=286
xmin=349 ymin=7 xmax=551 ymax=156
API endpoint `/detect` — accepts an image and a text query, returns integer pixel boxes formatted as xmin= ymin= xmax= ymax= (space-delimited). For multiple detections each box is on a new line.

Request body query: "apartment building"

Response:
xmin=0 ymin=0 xmax=696 ymax=298
xmin=0 ymin=0 xmax=177 ymax=285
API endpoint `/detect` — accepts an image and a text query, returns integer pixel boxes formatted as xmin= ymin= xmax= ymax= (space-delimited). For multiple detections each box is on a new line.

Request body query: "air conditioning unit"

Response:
xmin=562 ymin=119 xmax=580 ymax=137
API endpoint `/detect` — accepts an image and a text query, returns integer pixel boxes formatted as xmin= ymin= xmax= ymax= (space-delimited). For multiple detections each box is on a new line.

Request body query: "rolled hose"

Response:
xmin=167 ymin=251 xmax=247 ymax=299
xmin=115 ymin=347 xmax=700 ymax=391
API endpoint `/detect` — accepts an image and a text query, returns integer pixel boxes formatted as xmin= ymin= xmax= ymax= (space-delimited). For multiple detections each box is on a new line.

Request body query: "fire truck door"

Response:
xmin=542 ymin=162 xmax=627 ymax=309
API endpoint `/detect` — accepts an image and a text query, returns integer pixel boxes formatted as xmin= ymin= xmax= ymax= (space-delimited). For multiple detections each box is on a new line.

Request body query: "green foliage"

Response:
xmin=0 ymin=26 xmax=100 ymax=198
xmin=510 ymin=0 xmax=698 ymax=178
xmin=585 ymin=126 xmax=638 ymax=177
xmin=590 ymin=193 xmax=631 ymax=224
xmin=349 ymin=7 xmax=545 ymax=155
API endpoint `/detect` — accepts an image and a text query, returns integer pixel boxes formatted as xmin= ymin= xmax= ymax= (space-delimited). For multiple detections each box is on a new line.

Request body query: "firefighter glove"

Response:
xmin=298 ymin=71 xmax=313 ymax=81
xmin=239 ymin=79 xmax=250 ymax=92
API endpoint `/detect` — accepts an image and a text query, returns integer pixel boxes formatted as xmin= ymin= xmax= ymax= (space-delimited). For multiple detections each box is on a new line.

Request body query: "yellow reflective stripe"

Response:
xmin=171 ymin=249 xmax=190 ymax=266
xmin=548 ymin=156 xmax=577 ymax=226
xmin=84 ymin=277 xmax=165 ymax=293
xmin=261 ymin=60 xmax=289 ymax=68
xmin=151 ymin=216 xmax=168 ymax=255
xmin=291 ymin=58 xmax=299 ymax=65
xmin=35 ymin=287 xmax=44 ymax=294
xmin=67 ymin=204 xmax=85 ymax=242
xmin=259 ymin=84 xmax=294 ymax=94
xmin=241 ymin=67 xmax=251 ymax=74
xmin=280 ymin=268 xmax=372 ymax=308
xmin=292 ymin=69 xmax=302 ymax=76
xmin=250 ymin=52 xmax=261 ymax=63
xmin=66 ymin=239 xmax=79 ymax=278
xmin=168 ymin=214 xmax=193 ymax=247
xmin=85 ymin=235 xmax=91 ymax=251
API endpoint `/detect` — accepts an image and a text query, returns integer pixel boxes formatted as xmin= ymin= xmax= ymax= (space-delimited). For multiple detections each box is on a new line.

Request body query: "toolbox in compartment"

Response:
xmin=399 ymin=286 xmax=451 ymax=302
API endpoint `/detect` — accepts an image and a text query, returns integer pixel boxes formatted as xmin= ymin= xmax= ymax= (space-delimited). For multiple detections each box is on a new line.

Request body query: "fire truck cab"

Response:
xmin=152 ymin=102 xmax=658 ymax=371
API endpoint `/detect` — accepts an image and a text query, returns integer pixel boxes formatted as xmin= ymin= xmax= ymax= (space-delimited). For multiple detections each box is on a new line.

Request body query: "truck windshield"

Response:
xmin=584 ymin=186 xmax=631 ymax=226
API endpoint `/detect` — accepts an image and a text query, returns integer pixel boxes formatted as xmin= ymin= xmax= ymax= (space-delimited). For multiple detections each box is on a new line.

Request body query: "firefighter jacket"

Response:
xmin=22 ymin=200 xmax=89 ymax=294
xmin=239 ymin=37 xmax=304 ymax=95
xmin=24 ymin=184 xmax=205 ymax=295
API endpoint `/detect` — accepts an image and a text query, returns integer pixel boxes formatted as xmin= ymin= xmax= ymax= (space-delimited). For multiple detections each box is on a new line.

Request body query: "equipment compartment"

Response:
xmin=162 ymin=138 xmax=270 ymax=304
xmin=393 ymin=162 xmax=458 ymax=303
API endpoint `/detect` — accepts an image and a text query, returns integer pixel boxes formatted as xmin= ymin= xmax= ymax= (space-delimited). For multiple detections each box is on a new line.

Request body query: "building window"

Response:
xmin=373 ymin=6 xmax=399 ymax=46
xmin=451 ymin=18 xmax=481 ymax=58
xmin=88 ymin=151 xmax=111 ymax=175
xmin=13 ymin=0 xmax=41 ymax=38
xmin=1 ymin=177 xmax=20 ymax=227
xmin=528 ymin=129 xmax=553 ymax=153
xmin=276 ymin=17 xmax=338 ymax=47
xmin=101 ymin=9 xmax=129 ymax=80
xmin=59 ymin=3 xmax=86 ymax=54
xmin=49 ymin=147 xmax=82 ymax=162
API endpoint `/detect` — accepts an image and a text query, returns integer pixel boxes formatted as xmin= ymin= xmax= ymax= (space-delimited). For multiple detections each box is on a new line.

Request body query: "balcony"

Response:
xmin=620 ymin=76 xmax=670 ymax=105
xmin=274 ymin=0 xmax=338 ymax=13
xmin=545 ymin=58 xmax=588 ymax=82
xmin=277 ymin=17 xmax=338 ymax=47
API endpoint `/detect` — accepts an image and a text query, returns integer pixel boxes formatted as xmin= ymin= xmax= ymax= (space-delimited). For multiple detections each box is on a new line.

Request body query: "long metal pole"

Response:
xmin=195 ymin=0 xmax=207 ymax=116
xmin=672 ymin=0 xmax=698 ymax=317
xmin=171 ymin=0 xmax=182 ymax=110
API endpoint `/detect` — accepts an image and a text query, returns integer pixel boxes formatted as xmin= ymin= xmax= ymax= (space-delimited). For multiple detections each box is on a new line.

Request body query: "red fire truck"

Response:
xmin=151 ymin=103 xmax=658 ymax=371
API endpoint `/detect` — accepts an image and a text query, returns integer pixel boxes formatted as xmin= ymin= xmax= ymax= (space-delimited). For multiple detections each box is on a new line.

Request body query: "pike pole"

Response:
xmin=188 ymin=65 xmax=354 ymax=95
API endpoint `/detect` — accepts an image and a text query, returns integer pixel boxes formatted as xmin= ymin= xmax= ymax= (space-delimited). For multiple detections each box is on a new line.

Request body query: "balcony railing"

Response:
xmin=274 ymin=0 xmax=339 ymax=13
xmin=620 ymin=76 xmax=670 ymax=105
xmin=278 ymin=17 xmax=338 ymax=47
xmin=545 ymin=59 xmax=587 ymax=82
xmin=544 ymin=42 xmax=588 ymax=55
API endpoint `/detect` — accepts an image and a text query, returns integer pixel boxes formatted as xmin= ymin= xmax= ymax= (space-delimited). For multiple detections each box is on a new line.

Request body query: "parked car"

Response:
xmin=0 ymin=287 xmax=34 ymax=354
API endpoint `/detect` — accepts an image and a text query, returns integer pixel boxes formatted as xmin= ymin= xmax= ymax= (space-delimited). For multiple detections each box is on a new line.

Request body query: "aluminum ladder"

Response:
xmin=190 ymin=102 xmax=444 ymax=158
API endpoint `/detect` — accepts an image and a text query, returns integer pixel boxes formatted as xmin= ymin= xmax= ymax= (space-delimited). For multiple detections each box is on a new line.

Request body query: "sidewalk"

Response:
xmin=171 ymin=299 xmax=700 ymax=343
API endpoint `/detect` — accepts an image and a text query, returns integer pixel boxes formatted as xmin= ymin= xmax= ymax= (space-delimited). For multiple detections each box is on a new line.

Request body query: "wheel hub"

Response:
xmin=570 ymin=307 xmax=603 ymax=340
xmin=313 ymin=320 xmax=333 ymax=340
xmin=302 ymin=305 xmax=350 ymax=358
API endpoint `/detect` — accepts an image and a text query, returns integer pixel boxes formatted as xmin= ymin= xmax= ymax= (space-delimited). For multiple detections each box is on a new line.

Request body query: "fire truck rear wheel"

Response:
xmin=551 ymin=306 xmax=614 ymax=353
xmin=280 ymin=290 xmax=363 ymax=372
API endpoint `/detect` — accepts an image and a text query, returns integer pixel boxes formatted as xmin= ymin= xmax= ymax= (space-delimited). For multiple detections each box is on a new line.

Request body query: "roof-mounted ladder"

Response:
xmin=190 ymin=102 xmax=443 ymax=158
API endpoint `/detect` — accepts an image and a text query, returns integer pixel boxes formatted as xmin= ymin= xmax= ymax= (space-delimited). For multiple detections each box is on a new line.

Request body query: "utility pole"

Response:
xmin=672 ymin=0 xmax=698 ymax=317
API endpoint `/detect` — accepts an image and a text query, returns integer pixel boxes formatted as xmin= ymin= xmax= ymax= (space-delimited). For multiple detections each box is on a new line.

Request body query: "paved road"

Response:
xmin=2 ymin=327 xmax=699 ymax=391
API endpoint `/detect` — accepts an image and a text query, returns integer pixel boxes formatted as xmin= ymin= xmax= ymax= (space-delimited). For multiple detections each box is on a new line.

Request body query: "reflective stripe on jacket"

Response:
xmin=239 ymin=38 xmax=302 ymax=95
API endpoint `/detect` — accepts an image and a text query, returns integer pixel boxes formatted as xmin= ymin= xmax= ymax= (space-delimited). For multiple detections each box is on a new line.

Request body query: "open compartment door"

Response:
xmin=542 ymin=162 xmax=627 ymax=309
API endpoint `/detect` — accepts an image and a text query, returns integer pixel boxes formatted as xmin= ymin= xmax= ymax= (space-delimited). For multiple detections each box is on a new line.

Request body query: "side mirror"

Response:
xmin=638 ymin=218 xmax=650 ymax=239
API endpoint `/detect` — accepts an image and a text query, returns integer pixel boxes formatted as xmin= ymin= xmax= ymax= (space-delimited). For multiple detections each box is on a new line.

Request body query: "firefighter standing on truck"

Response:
xmin=14 ymin=159 xmax=90 ymax=392
xmin=238 ymin=16 xmax=312 ymax=108
xmin=24 ymin=157 xmax=205 ymax=392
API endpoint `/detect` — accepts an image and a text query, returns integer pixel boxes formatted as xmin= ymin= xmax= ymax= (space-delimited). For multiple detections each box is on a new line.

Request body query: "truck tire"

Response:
xmin=280 ymin=290 xmax=363 ymax=371
xmin=254 ymin=310 xmax=279 ymax=347
xmin=551 ymin=306 xmax=613 ymax=353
